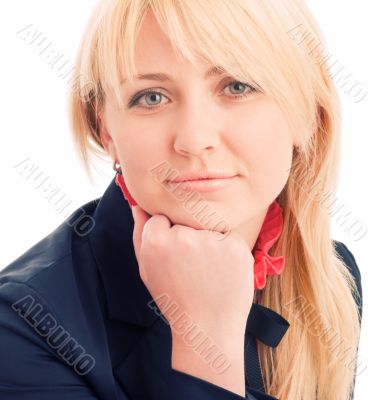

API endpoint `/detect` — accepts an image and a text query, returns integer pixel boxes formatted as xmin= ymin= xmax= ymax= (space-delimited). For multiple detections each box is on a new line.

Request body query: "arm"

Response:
xmin=0 ymin=281 xmax=100 ymax=400
xmin=170 ymin=332 xmax=279 ymax=400
xmin=171 ymin=331 xmax=246 ymax=396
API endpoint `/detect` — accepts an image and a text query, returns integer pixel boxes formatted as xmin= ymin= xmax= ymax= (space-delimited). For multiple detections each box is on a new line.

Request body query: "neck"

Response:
xmin=231 ymin=206 xmax=269 ymax=252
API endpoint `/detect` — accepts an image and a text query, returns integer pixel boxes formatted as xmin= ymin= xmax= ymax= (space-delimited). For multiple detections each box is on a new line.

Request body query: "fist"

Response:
xmin=131 ymin=205 xmax=255 ymax=336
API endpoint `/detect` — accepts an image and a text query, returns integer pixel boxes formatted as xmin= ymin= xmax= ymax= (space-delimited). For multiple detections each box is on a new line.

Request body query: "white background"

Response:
xmin=0 ymin=1 xmax=379 ymax=398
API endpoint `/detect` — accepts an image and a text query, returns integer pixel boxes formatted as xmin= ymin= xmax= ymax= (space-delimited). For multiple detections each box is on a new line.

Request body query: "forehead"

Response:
xmin=133 ymin=9 xmax=209 ymax=77
xmin=135 ymin=10 xmax=176 ymax=63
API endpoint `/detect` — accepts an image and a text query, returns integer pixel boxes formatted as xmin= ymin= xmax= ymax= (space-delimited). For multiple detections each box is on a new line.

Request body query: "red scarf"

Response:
xmin=115 ymin=173 xmax=285 ymax=290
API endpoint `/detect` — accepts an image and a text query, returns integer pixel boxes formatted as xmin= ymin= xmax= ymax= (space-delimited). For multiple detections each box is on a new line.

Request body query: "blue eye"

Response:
xmin=128 ymin=90 xmax=166 ymax=109
xmin=225 ymin=81 xmax=254 ymax=97
xmin=127 ymin=80 xmax=258 ymax=109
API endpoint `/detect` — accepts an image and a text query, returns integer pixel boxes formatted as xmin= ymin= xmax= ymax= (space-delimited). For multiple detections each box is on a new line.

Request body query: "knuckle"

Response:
xmin=146 ymin=231 xmax=167 ymax=248
xmin=228 ymin=234 xmax=244 ymax=250
xmin=175 ymin=230 xmax=195 ymax=248
xmin=227 ymin=235 xmax=251 ymax=258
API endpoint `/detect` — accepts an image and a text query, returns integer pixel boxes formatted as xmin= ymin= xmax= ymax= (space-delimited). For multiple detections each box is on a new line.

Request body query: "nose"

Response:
xmin=173 ymin=99 xmax=221 ymax=157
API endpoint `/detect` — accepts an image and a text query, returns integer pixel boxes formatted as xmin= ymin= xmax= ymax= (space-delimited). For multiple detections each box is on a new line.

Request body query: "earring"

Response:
xmin=113 ymin=160 xmax=122 ymax=174
xmin=113 ymin=160 xmax=138 ymax=207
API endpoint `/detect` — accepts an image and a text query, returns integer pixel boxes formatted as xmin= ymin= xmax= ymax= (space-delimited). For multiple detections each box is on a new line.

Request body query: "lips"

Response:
xmin=168 ymin=170 xmax=237 ymax=183
xmin=166 ymin=175 xmax=238 ymax=193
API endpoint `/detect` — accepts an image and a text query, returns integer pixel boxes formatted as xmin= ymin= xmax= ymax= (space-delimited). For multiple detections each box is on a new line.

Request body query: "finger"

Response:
xmin=144 ymin=213 xmax=172 ymax=240
xmin=203 ymin=228 xmax=228 ymax=241
xmin=211 ymin=229 xmax=227 ymax=239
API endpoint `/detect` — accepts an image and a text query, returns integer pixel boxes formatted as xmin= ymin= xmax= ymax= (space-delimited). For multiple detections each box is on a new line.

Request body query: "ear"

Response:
xmin=98 ymin=114 xmax=118 ymax=161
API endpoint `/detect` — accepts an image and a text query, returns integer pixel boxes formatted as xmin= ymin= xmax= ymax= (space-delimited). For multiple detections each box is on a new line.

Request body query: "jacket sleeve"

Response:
xmin=170 ymin=368 xmax=278 ymax=400
xmin=0 ymin=281 xmax=100 ymax=400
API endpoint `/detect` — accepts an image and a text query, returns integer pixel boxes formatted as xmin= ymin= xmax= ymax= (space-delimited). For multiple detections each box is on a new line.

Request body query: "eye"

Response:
xmin=222 ymin=80 xmax=257 ymax=99
xmin=127 ymin=90 xmax=168 ymax=109
xmin=127 ymin=80 xmax=258 ymax=110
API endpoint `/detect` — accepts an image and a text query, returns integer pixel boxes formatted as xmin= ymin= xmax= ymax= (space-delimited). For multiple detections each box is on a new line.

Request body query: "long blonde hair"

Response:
xmin=68 ymin=1 xmax=362 ymax=398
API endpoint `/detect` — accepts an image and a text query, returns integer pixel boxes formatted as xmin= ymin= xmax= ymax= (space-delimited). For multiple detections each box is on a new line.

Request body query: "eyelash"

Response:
xmin=127 ymin=80 xmax=258 ymax=110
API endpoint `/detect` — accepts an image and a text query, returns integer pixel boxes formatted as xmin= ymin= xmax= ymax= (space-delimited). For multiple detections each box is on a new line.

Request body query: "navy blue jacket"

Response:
xmin=0 ymin=176 xmax=362 ymax=399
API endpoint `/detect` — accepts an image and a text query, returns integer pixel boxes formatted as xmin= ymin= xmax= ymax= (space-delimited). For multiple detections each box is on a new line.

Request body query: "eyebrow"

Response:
xmin=133 ymin=66 xmax=226 ymax=82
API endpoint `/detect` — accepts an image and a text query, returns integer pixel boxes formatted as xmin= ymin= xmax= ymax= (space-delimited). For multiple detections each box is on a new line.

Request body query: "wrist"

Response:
xmin=171 ymin=336 xmax=245 ymax=397
xmin=170 ymin=316 xmax=247 ymax=343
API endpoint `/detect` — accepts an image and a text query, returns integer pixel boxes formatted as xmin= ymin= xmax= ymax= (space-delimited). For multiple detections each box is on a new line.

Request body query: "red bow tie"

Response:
xmin=115 ymin=173 xmax=285 ymax=290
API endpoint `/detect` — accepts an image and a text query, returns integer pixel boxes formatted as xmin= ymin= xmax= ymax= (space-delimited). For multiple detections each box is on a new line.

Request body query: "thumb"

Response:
xmin=131 ymin=205 xmax=151 ymax=262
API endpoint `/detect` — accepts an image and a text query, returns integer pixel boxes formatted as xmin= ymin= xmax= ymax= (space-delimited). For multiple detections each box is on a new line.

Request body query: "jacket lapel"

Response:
xmin=88 ymin=178 xmax=166 ymax=398
xmin=88 ymin=178 xmax=160 ymax=328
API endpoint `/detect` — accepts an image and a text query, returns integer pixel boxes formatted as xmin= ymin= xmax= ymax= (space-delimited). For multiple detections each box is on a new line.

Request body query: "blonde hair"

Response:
xmin=69 ymin=1 xmax=362 ymax=398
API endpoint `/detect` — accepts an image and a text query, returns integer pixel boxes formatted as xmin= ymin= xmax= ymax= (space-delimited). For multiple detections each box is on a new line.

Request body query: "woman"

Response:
xmin=0 ymin=0 xmax=362 ymax=399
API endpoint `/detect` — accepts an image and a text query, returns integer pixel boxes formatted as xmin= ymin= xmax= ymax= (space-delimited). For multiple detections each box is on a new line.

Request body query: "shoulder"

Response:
xmin=333 ymin=240 xmax=362 ymax=291
xmin=0 ymin=218 xmax=80 ymax=359
xmin=0 ymin=198 xmax=98 ymax=351
xmin=333 ymin=240 xmax=362 ymax=320
xmin=0 ymin=221 xmax=76 ymax=317
xmin=0 ymin=202 xmax=100 ymax=396
xmin=0 ymin=198 xmax=98 ymax=289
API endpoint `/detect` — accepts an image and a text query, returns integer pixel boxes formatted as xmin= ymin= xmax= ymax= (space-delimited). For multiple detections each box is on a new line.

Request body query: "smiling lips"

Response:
xmin=169 ymin=170 xmax=237 ymax=182
xmin=166 ymin=170 xmax=238 ymax=192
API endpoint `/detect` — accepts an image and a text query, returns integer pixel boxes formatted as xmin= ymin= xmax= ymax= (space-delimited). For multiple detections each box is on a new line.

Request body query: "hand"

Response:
xmin=131 ymin=205 xmax=255 ymax=336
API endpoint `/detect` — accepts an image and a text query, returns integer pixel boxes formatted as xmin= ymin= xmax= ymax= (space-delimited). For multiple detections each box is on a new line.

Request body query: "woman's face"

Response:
xmin=100 ymin=10 xmax=296 ymax=249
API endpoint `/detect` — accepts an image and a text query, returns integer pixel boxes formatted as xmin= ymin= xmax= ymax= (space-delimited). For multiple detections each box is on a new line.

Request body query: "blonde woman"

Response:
xmin=0 ymin=1 xmax=362 ymax=399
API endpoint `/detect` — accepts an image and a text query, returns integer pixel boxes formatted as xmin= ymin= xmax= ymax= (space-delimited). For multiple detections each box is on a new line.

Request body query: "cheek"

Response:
xmin=106 ymin=111 xmax=161 ymax=169
xmin=117 ymin=136 xmax=168 ymax=210
xmin=237 ymin=110 xmax=294 ymax=195
xmin=256 ymin=132 xmax=293 ymax=177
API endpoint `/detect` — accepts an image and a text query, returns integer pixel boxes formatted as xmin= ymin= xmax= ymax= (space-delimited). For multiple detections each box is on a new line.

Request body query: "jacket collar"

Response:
xmin=88 ymin=175 xmax=290 ymax=346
